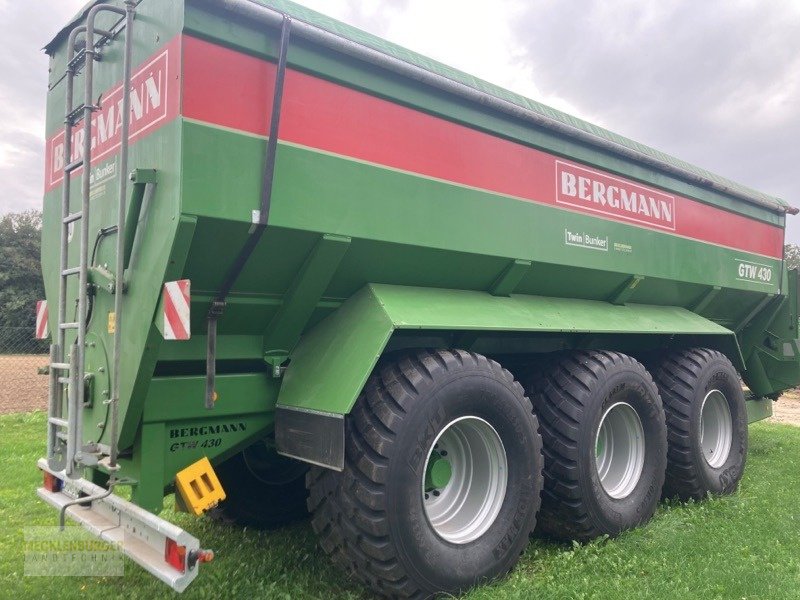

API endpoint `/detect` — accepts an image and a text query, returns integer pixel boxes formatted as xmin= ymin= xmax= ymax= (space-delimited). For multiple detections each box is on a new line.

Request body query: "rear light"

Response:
xmin=42 ymin=471 xmax=63 ymax=493
xmin=165 ymin=538 xmax=186 ymax=573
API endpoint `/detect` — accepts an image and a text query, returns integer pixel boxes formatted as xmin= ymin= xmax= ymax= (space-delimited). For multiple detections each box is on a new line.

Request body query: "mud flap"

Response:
xmin=275 ymin=407 xmax=345 ymax=470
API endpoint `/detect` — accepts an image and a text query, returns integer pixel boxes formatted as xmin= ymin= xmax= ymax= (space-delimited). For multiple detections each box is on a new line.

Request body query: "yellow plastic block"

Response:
xmin=175 ymin=457 xmax=226 ymax=516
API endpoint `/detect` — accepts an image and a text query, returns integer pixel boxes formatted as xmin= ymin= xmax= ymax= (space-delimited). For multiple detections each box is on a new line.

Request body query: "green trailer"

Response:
xmin=36 ymin=0 xmax=799 ymax=596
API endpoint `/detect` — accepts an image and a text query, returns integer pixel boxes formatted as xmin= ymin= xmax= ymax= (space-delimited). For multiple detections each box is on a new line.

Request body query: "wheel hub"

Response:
xmin=422 ymin=416 xmax=508 ymax=544
xmin=700 ymin=390 xmax=733 ymax=468
xmin=425 ymin=452 xmax=453 ymax=490
xmin=595 ymin=401 xmax=646 ymax=499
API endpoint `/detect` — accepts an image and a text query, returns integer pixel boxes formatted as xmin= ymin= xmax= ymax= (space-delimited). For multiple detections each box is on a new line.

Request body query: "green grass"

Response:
xmin=2 ymin=412 xmax=799 ymax=599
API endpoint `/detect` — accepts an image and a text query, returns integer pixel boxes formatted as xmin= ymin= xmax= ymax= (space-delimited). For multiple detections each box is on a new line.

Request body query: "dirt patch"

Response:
xmin=771 ymin=388 xmax=800 ymax=427
xmin=0 ymin=355 xmax=48 ymax=414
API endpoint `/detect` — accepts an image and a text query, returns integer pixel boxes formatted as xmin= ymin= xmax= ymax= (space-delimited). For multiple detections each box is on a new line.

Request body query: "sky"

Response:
xmin=1 ymin=0 xmax=798 ymax=241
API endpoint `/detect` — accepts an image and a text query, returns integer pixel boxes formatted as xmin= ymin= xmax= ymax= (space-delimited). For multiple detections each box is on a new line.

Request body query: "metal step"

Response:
xmin=66 ymin=107 xmax=85 ymax=125
xmin=50 ymin=362 xmax=70 ymax=370
xmin=63 ymin=211 xmax=82 ymax=224
xmin=37 ymin=459 xmax=202 ymax=593
xmin=65 ymin=104 xmax=97 ymax=125
xmin=62 ymin=266 xmax=81 ymax=277
xmin=67 ymin=49 xmax=88 ymax=71
xmin=64 ymin=159 xmax=84 ymax=173
xmin=94 ymin=27 xmax=114 ymax=40
xmin=48 ymin=417 xmax=69 ymax=428
xmin=60 ymin=322 xmax=79 ymax=330
xmin=66 ymin=26 xmax=116 ymax=70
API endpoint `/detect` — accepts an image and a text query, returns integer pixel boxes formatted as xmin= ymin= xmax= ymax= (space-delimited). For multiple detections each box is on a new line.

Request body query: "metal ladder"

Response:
xmin=47 ymin=2 xmax=136 ymax=478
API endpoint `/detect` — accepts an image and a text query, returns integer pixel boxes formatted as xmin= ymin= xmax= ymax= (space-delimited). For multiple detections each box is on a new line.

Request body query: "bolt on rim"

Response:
xmin=421 ymin=416 xmax=508 ymax=544
xmin=595 ymin=401 xmax=646 ymax=499
xmin=699 ymin=390 xmax=733 ymax=468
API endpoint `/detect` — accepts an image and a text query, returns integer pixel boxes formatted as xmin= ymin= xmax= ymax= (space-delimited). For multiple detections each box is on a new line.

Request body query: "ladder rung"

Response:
xmin=56 ymin=432 xmax=68 ymax=441
xmin=49 ymin=417 xmax=69 ymax=428
xmin=50 ymin=362 xmax=70 ymax=370
xmin=63 ymin=211 xmax=82 ymax=224
xmin=68 ymin=50 xmax=87 ymax=71
xmin=66 ymin=103 xmax=97 ymax=124
xmin=65 ymin=159 xmax=84 ymax=173
xmin=67 ymin=30 xmax=115 ymax=72
xmin=68 ymin=104 xmax=99 ymax=124
xmin=62 ymin=266 xmax=81 ymax=277
xmin=60 ymin=322 xmax=79 ymax=330
xmin=57 ymin=376 xmax=72 ymax=385
xmin=66 ymin=106 xmax=85 ymax=125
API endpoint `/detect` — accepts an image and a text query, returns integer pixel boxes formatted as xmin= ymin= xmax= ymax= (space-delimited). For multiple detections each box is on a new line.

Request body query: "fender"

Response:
xmin=274 ymin=283 xmax=743 ymax=469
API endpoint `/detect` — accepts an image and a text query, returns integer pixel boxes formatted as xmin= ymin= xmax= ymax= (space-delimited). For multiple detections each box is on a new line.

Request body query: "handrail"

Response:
xmin=204 ymin=15 xmax=293 ymax=410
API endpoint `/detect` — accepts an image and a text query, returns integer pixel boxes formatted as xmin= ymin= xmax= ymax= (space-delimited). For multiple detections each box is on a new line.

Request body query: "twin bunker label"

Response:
xmin=564 ymin=229 xmax=609 ymax=251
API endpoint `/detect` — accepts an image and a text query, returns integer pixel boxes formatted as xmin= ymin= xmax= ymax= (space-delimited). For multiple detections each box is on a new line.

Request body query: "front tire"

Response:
xmin=652 ymin=348 xmax=748 ymax=500
xmin=525 ymin=350 xmax=667 ymax=542
xmin=307 ymin=350 xmax=544 ymax=598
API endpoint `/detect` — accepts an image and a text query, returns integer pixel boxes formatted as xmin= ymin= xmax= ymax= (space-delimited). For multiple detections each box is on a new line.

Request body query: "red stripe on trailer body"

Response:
xmin=163 ymin=280 xmax=190 ymax=341
xmin=181 ymin=35 xmax=784 ymax=259
xmin=43 ymin=34 xmax=182 ymax=192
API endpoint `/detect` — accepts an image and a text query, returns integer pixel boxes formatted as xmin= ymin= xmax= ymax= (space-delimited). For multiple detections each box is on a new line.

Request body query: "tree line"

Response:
xmin=1 ymin=211 xmax=44 ymax=328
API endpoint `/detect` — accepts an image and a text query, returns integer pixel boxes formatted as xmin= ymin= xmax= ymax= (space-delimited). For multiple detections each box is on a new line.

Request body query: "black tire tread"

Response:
xmin=527 ymin=350 xmax=662 ymax=541
xmin=307 ymin=349 xmax=541 ymax=599
xmin=654 ymin=347 xmax=738 ymax=499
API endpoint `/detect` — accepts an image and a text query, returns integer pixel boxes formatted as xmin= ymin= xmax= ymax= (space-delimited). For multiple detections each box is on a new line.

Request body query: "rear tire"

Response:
xmin=307 ymin=349 xmax=544 ymax=598
xmin=652 ymin=348 xmax=747 ymax=500
xmin=208 ymin=442 xmax=309 ymax=529
xmin=524 ymin=350 xmax=667 ymax=542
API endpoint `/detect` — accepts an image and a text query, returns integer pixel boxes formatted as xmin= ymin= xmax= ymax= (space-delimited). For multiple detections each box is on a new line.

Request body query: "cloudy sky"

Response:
xmin=1 ymin=0 xmax=798 ymax=241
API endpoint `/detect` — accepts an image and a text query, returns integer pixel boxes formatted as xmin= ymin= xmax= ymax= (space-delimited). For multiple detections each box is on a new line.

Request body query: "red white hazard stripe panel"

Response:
xmin=35 ymin=300 xmax=49 ymax=340
xmin=163 ymin=280 xmax=190 ymax=340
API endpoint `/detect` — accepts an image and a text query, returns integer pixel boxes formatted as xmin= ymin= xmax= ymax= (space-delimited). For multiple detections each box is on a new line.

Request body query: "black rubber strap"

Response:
xmin=205 ymin=16 xmax=292 ymax=409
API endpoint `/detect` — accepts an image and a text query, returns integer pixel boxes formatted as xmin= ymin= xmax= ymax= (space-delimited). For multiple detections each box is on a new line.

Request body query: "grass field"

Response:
xmin=1 ymin=411 xmax=799 ymax=599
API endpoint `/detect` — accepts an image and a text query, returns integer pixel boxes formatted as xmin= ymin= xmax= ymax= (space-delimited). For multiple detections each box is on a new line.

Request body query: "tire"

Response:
xmin=307 ymin=349 xmax=544 ymax=598
xmin=652 ymin=348 xmax=748 ymax=500
xmin=524 ymin=350 xmax=667 ymax=542
xmin=207 ymin=441 xmax=309 ymax=529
